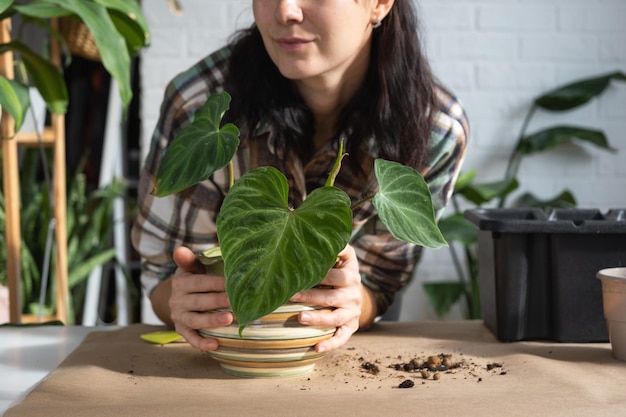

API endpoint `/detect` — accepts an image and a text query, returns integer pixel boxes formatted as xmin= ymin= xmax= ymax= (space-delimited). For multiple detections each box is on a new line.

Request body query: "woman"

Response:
xmin=132 ymin=0 xmax=469 ymax=352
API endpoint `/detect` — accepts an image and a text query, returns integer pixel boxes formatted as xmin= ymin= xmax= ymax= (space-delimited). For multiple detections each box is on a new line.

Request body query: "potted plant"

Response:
xmin=152 ymin=92 xmax=447 ymax=376
xmin=0 ymin=149 xmax=129 ymax=324
xmin=0 ymin=0 xmax=150 ymax=132
xmin=0 ymin=0 xmax=150 ymax=323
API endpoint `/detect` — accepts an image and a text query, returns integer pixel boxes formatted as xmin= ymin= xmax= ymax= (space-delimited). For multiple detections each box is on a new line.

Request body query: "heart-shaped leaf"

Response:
xmin=217 ymin=166 xmax=352 ymax=334
xmin=373 ymin=159 xmax=447 ymax=249
xmin=154 ymin=91 xmax=240 ymax=196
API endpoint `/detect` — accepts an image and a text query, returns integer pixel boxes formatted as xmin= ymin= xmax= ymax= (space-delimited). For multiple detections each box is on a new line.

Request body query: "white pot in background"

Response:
xmin=20 ymin=87 xmax=47 ymax=134
xmin=597 ymin=267 xmax=626 ymax=361
xmin=0 ymin=284 xmax=9 ymax=324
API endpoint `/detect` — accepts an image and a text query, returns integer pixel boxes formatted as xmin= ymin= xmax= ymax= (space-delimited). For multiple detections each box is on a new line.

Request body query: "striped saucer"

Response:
xmin=199 ymin=303 xmax=336 ymax=378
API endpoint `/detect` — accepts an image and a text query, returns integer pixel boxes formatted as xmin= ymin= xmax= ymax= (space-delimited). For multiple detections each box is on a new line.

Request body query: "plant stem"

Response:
xmin=505 ymin=105 xmax=536 ymax=181
xmin=228 ymin=161 xmax=234 ymax=190
xmin=499 ymin=105 xmax=536 ymax=207
xmin=350 ymin=194 xmax=374 ymax=211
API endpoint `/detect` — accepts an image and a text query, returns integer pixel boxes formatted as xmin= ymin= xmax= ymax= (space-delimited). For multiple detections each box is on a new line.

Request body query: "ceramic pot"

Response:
xmin=596 ymin=267 xmax=626 ymax=361
xmin=199 ymin=303 xmax=335 ymax=378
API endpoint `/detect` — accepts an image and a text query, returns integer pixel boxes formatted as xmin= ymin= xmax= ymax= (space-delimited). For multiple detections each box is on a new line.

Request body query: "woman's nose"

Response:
xmin=275 ymin=0 xmax=304 ymax=24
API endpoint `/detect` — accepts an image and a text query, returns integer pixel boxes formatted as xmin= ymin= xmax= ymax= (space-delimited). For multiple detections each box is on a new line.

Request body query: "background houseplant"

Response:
xmin=153 ymin=91 xmax=448 ymax=334
xmin=0 ymin=149 xmax=128 ymax=323
xmin=0 ymin=0 xmax=149 ymax=132
xmin=426 ymin=71 xmax=626 ymax=319
xmin=0 ymin=0 xmax=150 ymax=323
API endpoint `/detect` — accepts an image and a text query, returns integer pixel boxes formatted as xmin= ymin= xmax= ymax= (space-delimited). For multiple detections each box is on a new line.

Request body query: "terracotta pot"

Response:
xmin=199 ymin=303 xmax=335 ymax=378
xmin=597 ymin=267 xmax=626 ymax=361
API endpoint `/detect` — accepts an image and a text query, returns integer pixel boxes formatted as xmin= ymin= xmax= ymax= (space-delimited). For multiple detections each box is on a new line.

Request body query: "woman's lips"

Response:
xmin=275 ymin=37 xmax=311 ymax=51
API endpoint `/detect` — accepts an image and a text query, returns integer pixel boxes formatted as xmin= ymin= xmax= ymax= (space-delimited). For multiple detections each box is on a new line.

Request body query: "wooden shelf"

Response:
xmin=14 ymin=127 xmax=57 ymax=146
xmin=1 ymin=18 xmax=69 ymax=324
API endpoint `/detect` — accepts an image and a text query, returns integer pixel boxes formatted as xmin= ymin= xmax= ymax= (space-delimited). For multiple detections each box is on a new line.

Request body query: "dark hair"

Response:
xmin=224 ymin=0 xmax=435 ymax=172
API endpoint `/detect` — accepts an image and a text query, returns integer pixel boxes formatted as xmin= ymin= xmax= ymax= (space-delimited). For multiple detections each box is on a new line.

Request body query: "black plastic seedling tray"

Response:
xmin=465 ymin=208 xmax=626 ymax=342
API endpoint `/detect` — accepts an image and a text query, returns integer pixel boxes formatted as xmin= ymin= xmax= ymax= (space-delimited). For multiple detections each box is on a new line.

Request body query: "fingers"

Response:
xmin=297 ymin=308 xmax=358 ymax=352
xmin=287 ymin=244 xmax=362 ymax=353
xmin=316 ymin=326 xmax=355 ymax=353
xmin=168 ymin=246 xmax=233 ymax=351
xmin=173 ymin=246 xmax=206 ymax=274
xmin=174 ymin=310 xmax=233 ymax=351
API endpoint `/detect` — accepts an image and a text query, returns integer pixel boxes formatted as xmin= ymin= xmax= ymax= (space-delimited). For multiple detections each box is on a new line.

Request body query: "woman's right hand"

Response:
xmin=169 ymin=246 xmax=233 ymax=351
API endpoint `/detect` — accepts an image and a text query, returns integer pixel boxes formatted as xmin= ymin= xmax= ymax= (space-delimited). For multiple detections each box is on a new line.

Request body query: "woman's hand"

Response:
xmin=289 ymin=244 xmax=363 ymax=353
xmin=169 ymin=246 xmax=233 ymax=351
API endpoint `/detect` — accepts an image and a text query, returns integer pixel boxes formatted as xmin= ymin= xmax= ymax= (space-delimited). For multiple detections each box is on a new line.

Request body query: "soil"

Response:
xmin=299 ymin=347 xmax=509 ymax=390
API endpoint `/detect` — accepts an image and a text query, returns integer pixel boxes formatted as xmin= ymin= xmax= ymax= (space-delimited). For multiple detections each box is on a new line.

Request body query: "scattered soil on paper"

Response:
xmin=296 ymin=348 xmax=509 ymax=391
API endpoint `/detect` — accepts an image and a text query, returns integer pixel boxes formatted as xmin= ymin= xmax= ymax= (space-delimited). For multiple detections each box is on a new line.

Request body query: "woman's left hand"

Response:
xmin=289 ymin=244 xmax=362 ymax=353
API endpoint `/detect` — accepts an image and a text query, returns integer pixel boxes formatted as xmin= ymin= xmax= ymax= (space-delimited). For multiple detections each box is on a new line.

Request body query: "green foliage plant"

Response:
xmin=0 ymin=0 xmax=150 ymax=131
xmin=0 ymin=149 xmax=128 ymax=323
xmin=426 ymin=71 xmax=625 ymax=319
xmin=153 ymin=91 xmax=448 ymax=334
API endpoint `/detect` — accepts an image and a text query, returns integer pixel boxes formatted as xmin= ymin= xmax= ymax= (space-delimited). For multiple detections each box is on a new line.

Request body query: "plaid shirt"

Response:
xmin=131 ymin=45 xmax=469 ymax=316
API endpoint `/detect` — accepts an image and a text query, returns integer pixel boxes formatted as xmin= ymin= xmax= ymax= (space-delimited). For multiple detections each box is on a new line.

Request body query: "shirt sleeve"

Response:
xmin=131 ymin=50 xmax=231 ymax=297
xmin=351 ymin=84 xmax=470 ymax=316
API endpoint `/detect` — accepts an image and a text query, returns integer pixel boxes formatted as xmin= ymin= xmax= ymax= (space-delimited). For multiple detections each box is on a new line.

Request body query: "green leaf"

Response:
xmin=217 ymin=166 xmax=352 ymax=334
xmin=94 ymin=0 xmax=151 ymax=55
xmin=372 ymin=159 xmax=447 ymax=249
xmin=510 ymin=190 xmax=577 ymax=209
xmin=0 ymin=41 xmax=68 ymax=114
xmin=451 ymin=169 xmax=476 ymax=194
xmin=438 ymin=214 xmax=477 ymax=246
xmin=154 ymin=92 xmax=240 ymax=196
xmin=535 ymin=71 xmax=626 ymax=111
xmin=458 ymin=177 xmax=519 ymax=205
xmin=48 ymin=0 xmax=133 ymax=108
xmin=0 ymin=76 xmax=29 ymax=131
xmin=516 ymin=126 xmax=616 ymax=155
xmin=68 ymin=248 xmax=117 ymax=287
xmin=13 ymin=1 xmax=69 ymax=18
xmin=423 ymin=282 xmax=467 ymax=317
xmin=0 ymin=0 xmax=12 ymax=15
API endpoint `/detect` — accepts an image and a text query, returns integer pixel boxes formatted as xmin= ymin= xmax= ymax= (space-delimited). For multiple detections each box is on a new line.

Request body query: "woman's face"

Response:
xmin=253 ymin=0 xmax=379 ymax=87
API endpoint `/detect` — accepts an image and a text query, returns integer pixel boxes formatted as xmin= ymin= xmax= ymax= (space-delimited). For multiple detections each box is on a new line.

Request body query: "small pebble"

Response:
xmin=398 ymin=379 xmax=414 ymax=389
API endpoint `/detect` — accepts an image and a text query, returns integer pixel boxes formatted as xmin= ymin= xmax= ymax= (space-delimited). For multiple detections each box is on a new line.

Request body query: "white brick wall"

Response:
xmin=140 ymin=0 xmax=626 ymax=321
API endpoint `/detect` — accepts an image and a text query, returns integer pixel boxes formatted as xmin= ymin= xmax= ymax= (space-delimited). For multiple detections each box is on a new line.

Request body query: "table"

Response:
xmin=2 ymin=321 xmax=625 ymax=417
xmin=0 ymin=325 xmax=107 ymax=415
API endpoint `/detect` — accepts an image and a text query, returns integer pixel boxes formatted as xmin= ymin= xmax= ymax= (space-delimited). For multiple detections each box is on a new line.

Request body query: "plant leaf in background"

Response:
xmin=511 ymin=190 xmax=577 ymax=209
xmin=49 ymin=0 xmax=132 ymax=108
xmin=217 ymin=167 xmax=352 ymax=334
xmin=154 ymin=92 xmax=240 ymax=196
xmin=2 ymin=0 xmax=150 ymax=119
xmin=0 ymin=0 xmax=10 ymax=14
xmin=0 ymin=76 xmax=29 ymax=131
xmin=516 ymin=126 xmax=616 ymax=155
xmin=373 ymin=159 xmax=447 ymax=249
xmin=458 ymin=177 xmax=519 ymax=206
xmin=423 ymin=282 xmax=467 ymax=318
xmin=0 ymin=40 xmax=68 ymax=115
xmin=94 ymin=0 xmax=151 ymax=56
xmin=535 ymin=71 xmax=626 ymax=111
xmin=438 ymin=213 xmax=476 ymax=247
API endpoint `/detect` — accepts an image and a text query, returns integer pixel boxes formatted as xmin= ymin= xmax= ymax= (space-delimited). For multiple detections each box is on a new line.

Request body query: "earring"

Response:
xmin=372 ymin=18 xmax=382 ymax=29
